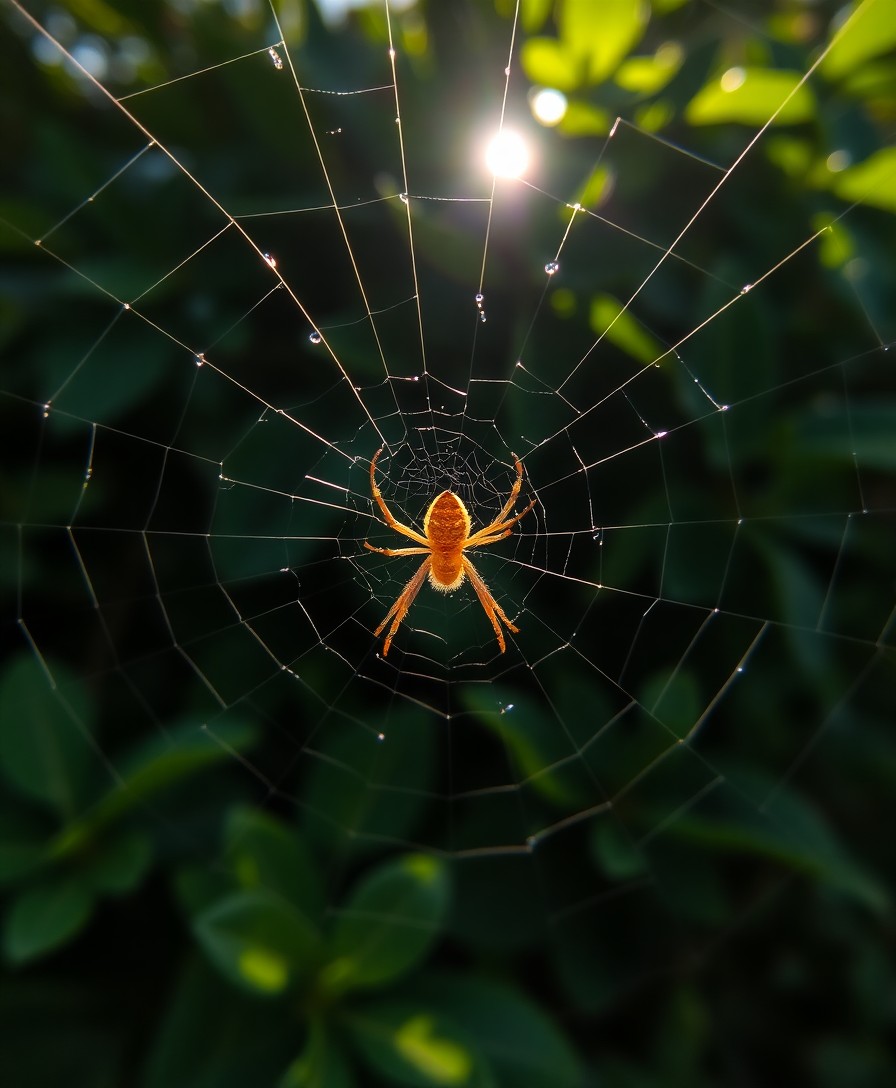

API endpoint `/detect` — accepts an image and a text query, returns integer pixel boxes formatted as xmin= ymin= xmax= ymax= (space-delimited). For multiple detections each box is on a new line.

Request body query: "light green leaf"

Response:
xmin=686 ymin=67 xmax=815 ymax=126
xmin=322 ymin=854 xmax=450 ymax=994
xmin=520 ymin=38 xmax=582 ymax=93
xmin=832 ymin=147 xmax=896 ymax=213
xmin=3 ymin=878 xmax=94 ymax=963
xmin=590 ymin=294 xmax=665 ymax=365
xmin=0 ymin=654 xmax=96 ymax=818
xmin=820 ymin=0 xmax=896 ymax=81
xmin=615 ymin=43 xmax=682 ymax=94
xmin=194 ymin=889 xmax=321 ymax=996
xmin=559 ymin=0 xmax=648 ymax=83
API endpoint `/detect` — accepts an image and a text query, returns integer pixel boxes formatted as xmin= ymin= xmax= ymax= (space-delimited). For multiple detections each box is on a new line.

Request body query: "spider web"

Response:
xmin=2 ymin=0 xmax=895 ymax=1052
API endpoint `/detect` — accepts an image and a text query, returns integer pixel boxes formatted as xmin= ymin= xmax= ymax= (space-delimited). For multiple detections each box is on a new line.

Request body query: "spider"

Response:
xmin=364 ymin=448 xmax=536 ymax=656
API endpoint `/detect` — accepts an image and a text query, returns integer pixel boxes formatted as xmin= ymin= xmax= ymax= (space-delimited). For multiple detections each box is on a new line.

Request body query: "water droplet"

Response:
xmin=325 ymin=127 xmax=342 ymax=135
xmin=474 ymin=293 xmax=484 ymax=306
xmin=740 ymin=283 xmax=752 ymax=294
xmin=655 ymin=429 xmax=667 ymax=438
xmin=479 ymin=311 xmax=487 ymax=323
xmin=263 ymin=253 xmax=276 ymax=268
xmin=309 ymin=331 xmax=322 ymax=344
xmin=388 ymin=48 xmax=396 ymax=59
xmin=377 ymin=732 xmax=385 ymax=741
xmin=504 ymin=66 xmax=510 ymax=75
xmin=195 ymin=353 xmax=205 ymax=367
xmin=545 ymin=260 xmax=559 ymax=275
xmin=42 ymin=403 xmax=50 ymax=418
xmin=123 ymin=302 xmax=131 ymax=310
xmin=399 ymin=192 xmax=408 ymax=203
xmin=268 ymin=46 xmax=283 ymax=70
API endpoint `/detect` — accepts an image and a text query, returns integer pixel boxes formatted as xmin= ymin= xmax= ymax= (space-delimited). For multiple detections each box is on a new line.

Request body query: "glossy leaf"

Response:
xmin=4 ymin=877 xmax=93 ymax=963
xmin=323 ymin=853 xmax=449 ymax=994
xmin=686 ymin=68 xmax=815 ymax=126
xmin=193 ymin=889 xmax=321 ymax=996
xmin=414 ymin=974 xmax=583 ymax=1088
xmin=346 ymin=1003 xmax=488 ymax=1088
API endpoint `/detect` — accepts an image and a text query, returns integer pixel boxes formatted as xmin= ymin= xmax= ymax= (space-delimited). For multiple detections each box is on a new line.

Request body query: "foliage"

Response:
xmin=1 ymin=1 xmax=894 ymax=1086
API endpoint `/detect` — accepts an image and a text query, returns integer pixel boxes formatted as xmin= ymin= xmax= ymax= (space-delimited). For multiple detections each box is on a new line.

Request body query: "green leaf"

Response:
xmin=832 ymin=147 xmax=896 ymax=214
xmin=820 ymin=0 xmax=896 ymax=81
xmin=193 ymin=889 xmax=321 ymax=996
xmin=520 ymin=38 xmax=582 ymax=93
xmin=224 ymin=807 xmax=324 ymax=922
xmin=590 ymin=293 xmax=665 ymax=365
xmin=4 ymin=878 xmax=94 ymax=963
xmin=615 ymin=46 xmax=682 ymax=95
xmin=415 ymin=975 xmax=583 ymax=1088
xmin=322 ymin=854 xmax=450 ymax=994
xmin=686 ymin=67 xmax=815 ymax=126
xmin=520 ymin=0 xmax=552 ymax=34
xmin=84 ymin=829 xmax=153 ymax=895
xmin=346 ymin=1003 xmax=488 ymax=1088
xmin=0 ymin=654 xmax=96 ymax=818
xmin=279 ymin=1020 xmax=357 ymax=1088
xmin=144 ymin=954 xmax=296 ymax=1088
xmin=790 ymin=400 xmax=896 ymax=471
xmin=559 ymin=0 xmax=648 ymax=84
xmin=667 ymin=777 xmax=890 ymax=915
xmin=0 ymin=812 xmax=47 ymax=885
xmin=54 ymin=717 xmax=257 ymax=848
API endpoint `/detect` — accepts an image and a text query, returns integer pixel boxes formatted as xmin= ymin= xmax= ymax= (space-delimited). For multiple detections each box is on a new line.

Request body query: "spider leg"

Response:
xmin=465 ymin=496 xmax=536 ymax=549
xmin=368 ymin=447 xmax=429 ymax=546
xmin=461 ymin=556 xmax=521 ymax=654
xmin=364 ymin=544 xmax=429 ymax=557
xmin=374 ymin=556 xmax=431 ymax=656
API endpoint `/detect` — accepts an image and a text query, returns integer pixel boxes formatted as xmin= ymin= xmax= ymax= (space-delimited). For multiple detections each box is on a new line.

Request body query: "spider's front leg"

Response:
xmin=364 ymin=544 xmax=429 ymax=557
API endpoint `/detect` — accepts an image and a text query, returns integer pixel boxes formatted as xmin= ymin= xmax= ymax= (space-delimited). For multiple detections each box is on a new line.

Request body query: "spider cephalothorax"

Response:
xmin=364 ymin=449 xmax=536 ymax=656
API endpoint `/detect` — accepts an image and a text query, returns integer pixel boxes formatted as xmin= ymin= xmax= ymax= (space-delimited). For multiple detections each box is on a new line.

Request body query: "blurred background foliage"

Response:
xmin=1 ymin=0 xmax=895 ymax=1086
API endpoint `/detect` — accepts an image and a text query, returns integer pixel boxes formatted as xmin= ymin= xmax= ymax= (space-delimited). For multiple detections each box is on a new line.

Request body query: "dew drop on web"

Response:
xmin=309 ymin=331 xmax=322 ymax=345
xmin=267 ymin=46 xmax=283 ymax=70
xmin=545 ymin=260 xmax=559 ymax=275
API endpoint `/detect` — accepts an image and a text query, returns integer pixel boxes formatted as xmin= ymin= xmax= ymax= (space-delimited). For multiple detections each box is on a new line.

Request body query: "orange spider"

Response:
xmin=364 ymin=448 xmax=536 ymax=656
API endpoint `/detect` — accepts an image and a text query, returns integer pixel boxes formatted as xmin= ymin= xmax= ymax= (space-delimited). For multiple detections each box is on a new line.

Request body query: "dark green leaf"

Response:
xmin=193 ymin=889 xmax=321 ymax=996
xmin=279 ymin=1019 xmax=357 ymax=1088
xmin=346 ymin=1002 xmax=490 ymax=1088
xmin=322 ymin=854 xmax=450 ymax=994
xmin=85 ymin=829 xmax=153 ymax=895
xmin=0 ymin=654 xmax=96 ymax=818
xmin=0 ymin=811 xmax=48 ymax=885
xmin=4 ymin=878 xmax=94 ymax=963
xmin=414 ymin=975 xmax=583 ymax=1088
xmin=225 ymin=806 xmax=324 ymax=921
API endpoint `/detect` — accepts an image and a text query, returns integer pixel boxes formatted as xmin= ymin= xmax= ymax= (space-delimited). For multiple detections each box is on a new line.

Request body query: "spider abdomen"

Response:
xmin=424 ymin=491 xmax=471 ymax=591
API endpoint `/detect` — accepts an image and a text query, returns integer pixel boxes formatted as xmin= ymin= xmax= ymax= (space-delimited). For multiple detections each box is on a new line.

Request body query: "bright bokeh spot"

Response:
xmin=720 ymin=66 xmax=746 ymax=92
xmin=530 ymin=87 xmax=567 ymax=126
xmin=485 ymin=129 xmax=529 ymax=178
